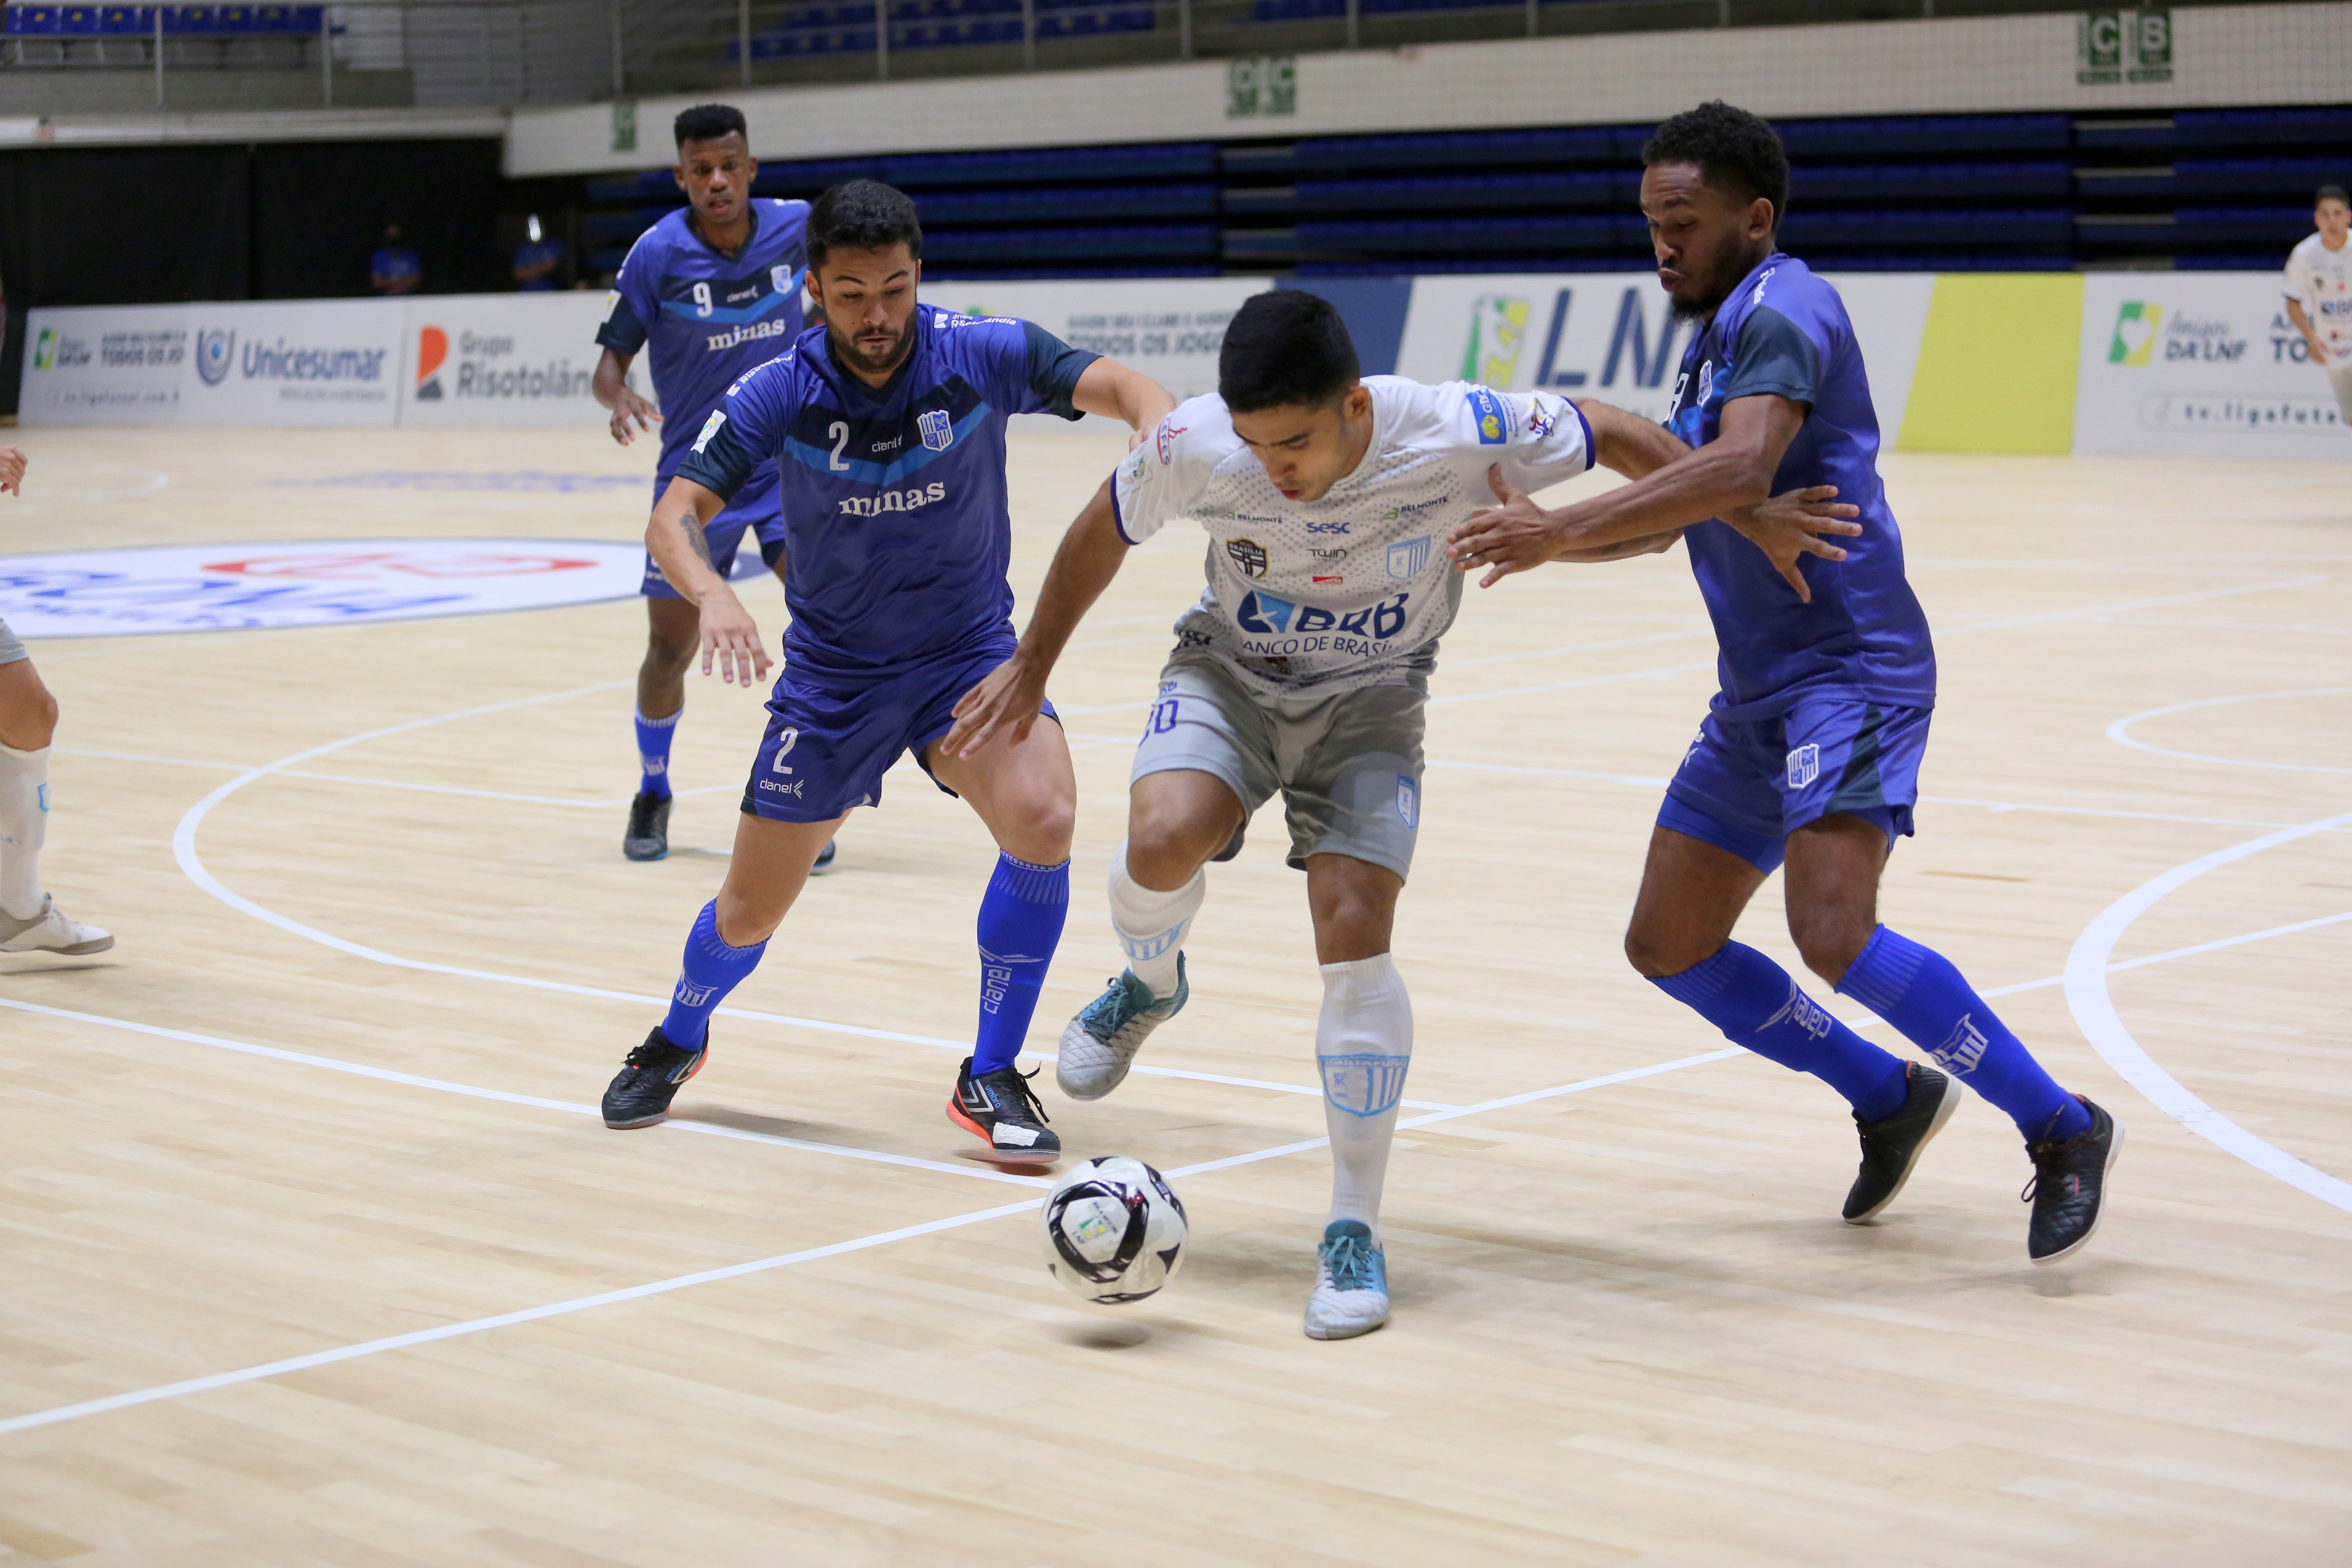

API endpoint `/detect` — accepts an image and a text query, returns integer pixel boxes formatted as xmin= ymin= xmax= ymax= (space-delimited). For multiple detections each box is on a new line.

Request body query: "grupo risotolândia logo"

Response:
xmin=193 ymin=328 xmax=389 ymax=388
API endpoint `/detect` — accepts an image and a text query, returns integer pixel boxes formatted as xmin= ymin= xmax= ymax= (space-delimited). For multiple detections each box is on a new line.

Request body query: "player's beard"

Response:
xmin=829 ymin=318 xmax=914 ymax=379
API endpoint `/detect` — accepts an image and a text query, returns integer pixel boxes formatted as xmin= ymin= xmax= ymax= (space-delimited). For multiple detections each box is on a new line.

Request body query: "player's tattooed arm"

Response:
xmin=645 ymin=477 xmax=771 ymax=687
xmin=940 ymin=474 xmax=1129 ymax=758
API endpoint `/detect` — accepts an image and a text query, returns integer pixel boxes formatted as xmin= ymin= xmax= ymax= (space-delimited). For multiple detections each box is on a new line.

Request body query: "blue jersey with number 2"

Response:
xmin=1667 ymin=252 xmax=1936 ymax=720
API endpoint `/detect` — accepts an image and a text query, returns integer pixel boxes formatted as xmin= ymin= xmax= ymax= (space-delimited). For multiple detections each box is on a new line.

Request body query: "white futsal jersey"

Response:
xmin=1112 ymin=376 xmax=1594 ymax=696
xmin=2284 ymin=232 xmax=2352 ymax=363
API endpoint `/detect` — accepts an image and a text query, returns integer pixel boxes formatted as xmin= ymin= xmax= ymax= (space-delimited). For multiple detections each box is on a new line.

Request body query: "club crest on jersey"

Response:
xmin=918 ymin=408 xmax=953 ymax=451
xmin=1385 ymin=535 xmax=1432 ymax=579
xmin=1696 ymin=361 xmax=1715 ymax=406
xmin=1466 ymin=385 xmax=1509 ymax=445
xmin=1394 ymin=773 xmax=1419 ymax=829
xmin=1319 ymin=1052 xmax=1410 ymax=1118
xmin=1226 ymin=537 xmax=1269 ymax=578
xmin=1786 ymin=742 xmax=1820 ymax=788
xmin=692 ymin=410 xmax=727 ymax=453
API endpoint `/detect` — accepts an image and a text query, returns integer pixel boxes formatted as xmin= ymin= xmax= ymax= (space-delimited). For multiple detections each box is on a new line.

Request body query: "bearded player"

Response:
xmin=598 ymin=180 xmax=1175 ymax=1159
xmin=1448 ymin=102 xmax=2121 ymax=1265
xmin=944 ymin=289 xmax=1851 ymax=1338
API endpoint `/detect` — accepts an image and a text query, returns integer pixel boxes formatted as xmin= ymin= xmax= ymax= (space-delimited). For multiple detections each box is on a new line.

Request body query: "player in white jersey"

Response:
xmin=943 ymin=291 xmax=1849 ymax=1339
xmin=2283 ymin=184 xmax=2352 ymax=430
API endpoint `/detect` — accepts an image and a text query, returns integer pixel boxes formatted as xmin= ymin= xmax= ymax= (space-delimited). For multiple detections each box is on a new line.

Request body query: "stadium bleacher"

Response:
xmin=575 ymin=107 xmax=2349 ymax=279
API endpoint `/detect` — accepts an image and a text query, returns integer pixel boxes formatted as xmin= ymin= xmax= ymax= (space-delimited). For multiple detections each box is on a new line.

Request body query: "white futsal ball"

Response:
xmin=1040 ymin=1155 xmax=1188 ymax=1304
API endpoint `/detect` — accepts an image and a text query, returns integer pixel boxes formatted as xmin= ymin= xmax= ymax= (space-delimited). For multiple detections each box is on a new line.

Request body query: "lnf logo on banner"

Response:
xmin=1462 ymin=287 xmax=1684 ymax=393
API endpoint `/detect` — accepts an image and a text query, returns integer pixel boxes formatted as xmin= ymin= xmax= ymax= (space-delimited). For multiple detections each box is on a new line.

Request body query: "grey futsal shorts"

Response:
xmin=0 ymin=615 xmax=23 ymax=667
xmin=1131 ymin=650 xmax=1426 ymax=880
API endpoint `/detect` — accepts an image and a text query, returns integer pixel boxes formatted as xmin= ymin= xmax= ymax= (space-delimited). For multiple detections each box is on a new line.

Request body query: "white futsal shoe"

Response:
xmin=1056 ymin=955 xmax=1187 ymax=1101
xmin=1303 ymin=1220 xmax=1390 ymax=1341
xmin=0 ymin=896 xmax=114 ymax=956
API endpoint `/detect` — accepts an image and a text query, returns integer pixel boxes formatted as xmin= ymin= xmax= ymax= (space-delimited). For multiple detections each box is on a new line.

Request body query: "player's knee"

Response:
xmin=713 ymin=886 xmax=785 ymax=948
xmin=1790 ymin=914 xmax=1870 ymax=987
xmin=1623 ymin=923 xmax=1684 ymax=979
xmin=0 ymin=681 xmax=57 ymax=751
xmin=1006 ymin=793 xmax=1076 ymax=863
xmin=1127 ymin=806 xmax=1220 ymax=886
xmin=643 ymin=626 xmax=697 ymax=672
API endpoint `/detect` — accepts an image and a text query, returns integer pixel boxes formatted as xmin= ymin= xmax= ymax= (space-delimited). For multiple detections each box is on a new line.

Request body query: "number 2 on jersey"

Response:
xmin=827 ymin=421 xmax=851 ymax=472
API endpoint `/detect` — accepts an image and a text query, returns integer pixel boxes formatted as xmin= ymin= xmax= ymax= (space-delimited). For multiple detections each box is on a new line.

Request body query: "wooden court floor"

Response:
xmin=0 ymin=422 xmax=2347 ymax=1566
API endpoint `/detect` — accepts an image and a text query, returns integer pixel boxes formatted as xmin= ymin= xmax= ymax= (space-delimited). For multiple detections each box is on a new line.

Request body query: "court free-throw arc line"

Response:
xmin=2105 ymin=686 xmax=2352 ymax=775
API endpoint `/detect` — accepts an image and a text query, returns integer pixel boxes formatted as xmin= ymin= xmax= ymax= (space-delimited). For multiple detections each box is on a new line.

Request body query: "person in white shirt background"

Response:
xmin=2282 ymin=183 xmax=2352 ymax=429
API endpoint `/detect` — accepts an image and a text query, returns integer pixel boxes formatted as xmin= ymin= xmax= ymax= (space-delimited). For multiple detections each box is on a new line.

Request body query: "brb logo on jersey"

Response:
xmin=1237 ymin=589 xmax=1409 ymax=643
xmin=918 ymin=408 xmax=954 ymax=451
xmin=1466 ymin=385 xmax=1509 ymax=445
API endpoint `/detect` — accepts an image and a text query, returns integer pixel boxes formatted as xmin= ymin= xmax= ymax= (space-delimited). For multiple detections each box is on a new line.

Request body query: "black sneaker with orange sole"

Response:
xmin=603 ymin=1027 xmax=708 ymax=1128
xmin=2025 ymin=1096 xmax=2122 ymax=1264
xmin=947 ymin=1056 xmax=1060 ymax=1164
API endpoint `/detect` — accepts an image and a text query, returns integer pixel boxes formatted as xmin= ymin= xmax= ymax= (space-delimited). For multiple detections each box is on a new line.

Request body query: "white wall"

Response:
xmin=508 ymin=4 xmax=2352 ymax=177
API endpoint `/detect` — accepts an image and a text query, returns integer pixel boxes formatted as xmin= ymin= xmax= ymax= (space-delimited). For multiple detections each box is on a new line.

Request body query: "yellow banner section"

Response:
xmin=1898 ymin=274 xmax=2085 ymax=454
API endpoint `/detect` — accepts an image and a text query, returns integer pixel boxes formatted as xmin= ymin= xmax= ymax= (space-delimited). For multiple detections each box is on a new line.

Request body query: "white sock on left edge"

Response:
xmin=0 ymin=741 xmax=49 ymax=921
xmin=1316 ymin=953 xmax=1414 ymax=1234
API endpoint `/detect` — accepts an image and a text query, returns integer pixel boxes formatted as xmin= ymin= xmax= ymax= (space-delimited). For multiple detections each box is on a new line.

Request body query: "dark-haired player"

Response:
xmin=599 ymin=180 xmax=1176 ymax=1160
xmin=593 ymin=102 xmax=833 ymax=869
xmin=2283 ymin=183 xmax=2352 ymax=430
xmin=946 ymin=290 xmax=1846 ymax=1337
xmin=1448 ymin=101 xmax=2122 ymax=1264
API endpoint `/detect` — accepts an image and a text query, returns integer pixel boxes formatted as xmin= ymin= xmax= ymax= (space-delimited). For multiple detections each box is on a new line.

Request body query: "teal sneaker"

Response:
xmin=1304 ymin=1220 xmax=1390 ymax=1341
xmin=1055 ymin=955 xmax=1187 ymax=1102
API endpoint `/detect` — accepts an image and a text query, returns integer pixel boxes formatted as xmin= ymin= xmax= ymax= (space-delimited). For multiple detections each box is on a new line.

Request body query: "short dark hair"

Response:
xmin=1219 ymin=290 xmax=1360 ymax=412
xmin=808 ymin=179 xmax=923 ymax=270
xmin=673 ymin=103 xmax=747 ymax=148
xmin=2319 ymin=184 xmax=2350 ymax=207
xmin=1643 ymin=101 xmax=1791 ymax=226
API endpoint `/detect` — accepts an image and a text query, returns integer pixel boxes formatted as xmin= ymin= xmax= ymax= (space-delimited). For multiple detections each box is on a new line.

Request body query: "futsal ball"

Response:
xmin=1040 ymin=1155 xmax=1188 ymax=1304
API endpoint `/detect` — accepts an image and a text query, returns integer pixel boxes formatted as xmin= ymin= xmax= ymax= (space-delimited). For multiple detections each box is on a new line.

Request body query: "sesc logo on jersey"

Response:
xmin=1466 ymin=385 xmax=1509 ymax=445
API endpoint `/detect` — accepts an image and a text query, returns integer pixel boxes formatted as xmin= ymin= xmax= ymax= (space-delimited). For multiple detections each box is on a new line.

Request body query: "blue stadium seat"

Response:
xmin=1794 ymin=161 xmax=2073 ymax=202
xmin=1774 ymin=114 xmax=2071 ymax=157
xmin=1780 ymin=208 xmax=2072 ymax=248
xmin=913 ymin=183 xmax=1218 ymax=223
xmin=920 ymin=223 xmax=1218 ymax=262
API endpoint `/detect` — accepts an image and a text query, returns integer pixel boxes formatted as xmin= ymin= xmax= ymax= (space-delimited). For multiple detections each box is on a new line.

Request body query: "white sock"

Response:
xmin=0 ymin=742 xmax=50 ymax=920
xmin=1107 ymin=838 xmax=1204 ymax=999
xmin=1317 ymin=953 xmax=1414 ymax=1235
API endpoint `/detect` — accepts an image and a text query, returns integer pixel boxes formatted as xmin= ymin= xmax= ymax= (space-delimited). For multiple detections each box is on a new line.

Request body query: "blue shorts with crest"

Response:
xmin=1657 ymin=696 xmax=1931 ymax=875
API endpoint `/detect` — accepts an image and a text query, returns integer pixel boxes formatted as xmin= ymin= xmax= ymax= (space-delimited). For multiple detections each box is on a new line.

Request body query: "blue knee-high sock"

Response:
xmin=659 ymin=900 xmax=766 ymax=1050
xmin=1836 ymin=925 xmax=2089 ymax=1142
xmin=972 ymin=853 xmax=1070 ymax=1076
xmin=635 ymin=707 xmax=680 ymax=800
xmin=1651 ymin=941 xmax=1911 ymax=1120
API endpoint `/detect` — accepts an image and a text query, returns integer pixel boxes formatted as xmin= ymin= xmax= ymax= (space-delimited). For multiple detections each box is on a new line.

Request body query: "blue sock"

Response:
xmin=1651 ymin=941 xmax=1910 ymax=1120
xmin=1836 ymin=925 xmax=2089 ymax=1143
xmin=659 ymin=900 xmax=766 ymax=1050
xmin=635 ymin=707 xmax=679 ymax=800
xmin=972 ymin=853 xmax=1070 ymax=1076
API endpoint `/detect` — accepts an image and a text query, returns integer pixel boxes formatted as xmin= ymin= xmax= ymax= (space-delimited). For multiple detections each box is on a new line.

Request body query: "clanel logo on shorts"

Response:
xmin=1319 ymin=1053 xmax=1410 ymax=1118
xmin=1394 ymin=774 xmax=1418 ymax=829
xmin=1786 ymin=742 xmax=1820 ymax=789
xmin=1385 ymin=535 xmax=1432 ymax=579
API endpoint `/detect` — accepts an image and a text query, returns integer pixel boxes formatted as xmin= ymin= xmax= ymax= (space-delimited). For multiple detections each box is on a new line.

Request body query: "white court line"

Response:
xmin=9 ymin=900 xmax=2344 ymax=1439
xmin=2105 ymin=688 xmax=2352 ymax=776
xmin=2065 ymin=813 xmax=2352 ymax=1216
xmin=0 ymin=995 xmax=1049 ymax=1190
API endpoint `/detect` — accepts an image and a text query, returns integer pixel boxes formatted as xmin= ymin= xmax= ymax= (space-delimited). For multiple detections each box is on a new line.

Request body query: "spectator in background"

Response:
xmin=513 ymin=214 xmax=562 ymax=292
xmin=2283 ymin=184 xmax=2352 ymax=430
xmin=372 ymin=224 xmax=422 ymax=295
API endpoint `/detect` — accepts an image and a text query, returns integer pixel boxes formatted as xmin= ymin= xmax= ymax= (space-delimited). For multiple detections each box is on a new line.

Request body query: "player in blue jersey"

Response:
xmin=1448 ymin=102 xmax=2121 ymax=1265
xmin=597 ymin=180 xmax=1176 ymax=1160
xmin=592 ymin=102 xmax=833 ymax=869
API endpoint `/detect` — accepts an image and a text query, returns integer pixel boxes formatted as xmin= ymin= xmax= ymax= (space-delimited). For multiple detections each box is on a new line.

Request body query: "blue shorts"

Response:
xmin=1657 ymin=697 xmax=1931 ymax=874
xmin=741 ymin=631 xmax=1058 ymax=823
xmin=642 ymin=471 xmax=788 ymax=599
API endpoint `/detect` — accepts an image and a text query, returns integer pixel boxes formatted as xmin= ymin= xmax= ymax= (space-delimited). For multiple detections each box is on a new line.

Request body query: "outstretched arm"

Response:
xmin=594 ymin=349 xmax=662 ymax=446
xmin=644 ymin=476 xmax=771 ymax=687
xmin=1070 ymin=358 xmax=1178 ymax=441
xmin=938 ymin=477 xmax=1131 ymax=758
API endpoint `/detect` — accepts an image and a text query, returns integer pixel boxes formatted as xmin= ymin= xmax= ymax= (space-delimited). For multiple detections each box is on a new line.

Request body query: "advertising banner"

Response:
xmin=1394 ymin=270 xmax=1934 ymax=444
xmin=21 ymin=303 xmax=191 ymax=425
xmin=2074 ymin=272 xmax=2349 ymax=460
xmin=927 ymin=276 xmax=1274 ymax=412
xmin=179 ymin=298 xmax=405 ymax=428
xmin=399 ymin=291 xmax=641 ymax=429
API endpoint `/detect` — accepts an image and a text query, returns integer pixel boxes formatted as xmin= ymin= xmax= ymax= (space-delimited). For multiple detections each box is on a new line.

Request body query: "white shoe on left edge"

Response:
xmin=0 ymin=896 xmax=114 ymax=955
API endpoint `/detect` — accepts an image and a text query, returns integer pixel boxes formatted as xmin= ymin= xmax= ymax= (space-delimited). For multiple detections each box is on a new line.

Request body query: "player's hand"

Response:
xmin=2307 ymin=334 xmax=2331 ymax=366
xmin=1722 ymin=485 xmax=1861 ymax=604
xmin=0 ymin=445 xmax=25 ymax=495
xmin=1448 ymin=466 xmax=1568 ymax=588
xmin=694 ymin=586 xmax=771 ymax=686
xmin=939 ymin=652 xmax=1049 ymax=760
xmin=609 ymin=386 xmax=662 ymax=446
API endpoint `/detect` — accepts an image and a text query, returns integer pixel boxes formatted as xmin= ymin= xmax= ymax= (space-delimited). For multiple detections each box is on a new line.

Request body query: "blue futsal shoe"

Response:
xmin=1305 ymin=1219 xmax=1390 ymax=1340
xmin=1056 ymin=955 xmax=1187 ymax=1101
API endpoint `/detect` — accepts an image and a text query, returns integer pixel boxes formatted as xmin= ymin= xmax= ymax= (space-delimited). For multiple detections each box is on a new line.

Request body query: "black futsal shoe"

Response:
xmin=1843 ymin=1062 xmax=1958 ymax=1223
xmin=811 ymin=837 xmax=838 ymax=874
xmin=624 ymin=791 xmax=671 ymax=862
xmin=602 ymin=1027 xmax=708 ymax=1128
xmin=2024 ymin=1096 xmax=2122 ymax=1265
xmin=947 ymin=1056 xmax=1060 ymax=1163
xmin=1212 ymin=822 xmax=1247 ymax=863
